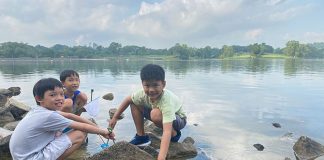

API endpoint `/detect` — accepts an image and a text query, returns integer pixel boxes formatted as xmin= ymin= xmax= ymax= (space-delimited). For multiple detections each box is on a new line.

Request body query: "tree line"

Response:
xmin=0 ymin=41 xmax=324 ymax=60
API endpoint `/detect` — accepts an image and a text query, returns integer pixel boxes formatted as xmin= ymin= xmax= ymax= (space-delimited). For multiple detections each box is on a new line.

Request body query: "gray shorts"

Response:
xmin=143 ymin=107 xmax=187 ymax=131
xmin=30 ymin=133 xmax=72 ymax=160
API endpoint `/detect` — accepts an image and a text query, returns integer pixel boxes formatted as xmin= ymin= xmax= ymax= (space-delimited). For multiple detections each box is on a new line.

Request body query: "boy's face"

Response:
xmin=142 ymin=80 xmax=165 ymax=101
xmin=62 ymin=74 xmax=80 ymax=92
xmin=36 ymin=87 xmax=64 ymax=111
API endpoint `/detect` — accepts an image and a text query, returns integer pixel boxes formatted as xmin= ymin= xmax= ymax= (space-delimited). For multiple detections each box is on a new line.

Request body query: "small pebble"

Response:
xmin=272 ymin=123 xmax=281 ymax=128
xmin=253 ymin=143 xmax=265 ymax=151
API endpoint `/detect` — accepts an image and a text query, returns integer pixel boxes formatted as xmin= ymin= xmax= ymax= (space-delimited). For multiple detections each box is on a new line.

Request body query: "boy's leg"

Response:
xmin=130 ymin=103 xmax=145 ymax=136
xmin=130 ymin=104 xmax=151 ymax=146
xmin=150 ymin=108 xmax=177 ymax=137
xmin=57 ymin=130 xmax=87 ymax=160
xmin=150 ymin=108 xmax=186 ymax=138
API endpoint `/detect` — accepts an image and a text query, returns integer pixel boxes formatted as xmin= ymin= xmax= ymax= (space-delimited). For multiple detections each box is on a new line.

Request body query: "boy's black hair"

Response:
xmin=33 ymin=78 xmax=63 ymax=105
xmin=140 ymin=64 xmax=165 ymax=81
xmin=60 ymin=70 xmax=79 ymax=81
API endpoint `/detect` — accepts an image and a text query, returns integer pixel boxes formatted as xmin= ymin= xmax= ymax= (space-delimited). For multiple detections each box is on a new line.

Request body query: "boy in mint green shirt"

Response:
xmin=109 ymin=64 xmax=187 ymax=160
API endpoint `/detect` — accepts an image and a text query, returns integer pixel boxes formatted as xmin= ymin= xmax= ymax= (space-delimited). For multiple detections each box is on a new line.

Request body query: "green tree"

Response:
xmin=284 ymin=40 xmax=300 ymax=57
xmin=221 ymin=45 xmax=234 ymax=58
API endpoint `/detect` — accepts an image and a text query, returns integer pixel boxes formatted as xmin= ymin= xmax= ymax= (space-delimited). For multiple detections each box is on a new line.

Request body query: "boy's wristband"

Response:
xmin=107 ymin=127 xmax=113 ymax=134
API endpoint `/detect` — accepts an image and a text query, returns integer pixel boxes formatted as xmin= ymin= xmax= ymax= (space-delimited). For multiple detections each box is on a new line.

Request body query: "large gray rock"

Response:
xmin=146 ymin=132 xmax=198 ymax=159
xmin=8 ymin=99 xmax=31 ymax=120
xmin=167 ymin=137 xmax=198 ymax=159
xmin=0 ymin=127 xmax=13 ymax=152
xmin=293 ymin=136 xmax=324 ymax=160
xmin=0 ymin=95 xmax=10 ymax=113
xmin=3 ymin=121 xmax=20 ymax=131
xmin=0 ymin=89 xmax=11 ymax=97
xmin=0 ymin=112 xmax=15 ymax=126
xmin=86 ymin=141 xmax=154 ymax=160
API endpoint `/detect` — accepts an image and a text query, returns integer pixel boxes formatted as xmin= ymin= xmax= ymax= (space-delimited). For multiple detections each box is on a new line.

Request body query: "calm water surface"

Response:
xmin=1 ymin=58 xmax=324 ymax=160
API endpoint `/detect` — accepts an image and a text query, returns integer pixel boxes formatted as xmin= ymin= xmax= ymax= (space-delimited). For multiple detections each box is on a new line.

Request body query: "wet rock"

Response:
xmin=293 ymin=136 xmax=324 ymax=160
xmin=7 ymin=87 xmax=21 ymax=96
xmin=8 ymin=99 xmax=30 ymax=120
xmin=3 ymin=121 xmax=20 ymax=131
xmin=146 ymin=132 xmax=198 ymax=159
xmin=108 ymin=108 xmax=124 ymax=120
xmin=85 ymin=141 xmax=154 ymax=160
xmin=253 ymin=143 xmax=265 ymax=151
xmin=0 ymin=89 xmax=11 ymax=97
xmin=0 ymin=95 xmax=10 ymax=113
xmin=142 ymin=145 xmax=159 ymax=158
xmin=102 ymin=93 xmax=114 ymax=101
xmin=193 ymin=123 xmax=198 ymax=126
xmin=144 ymin=121 xmax=163 ymax=137
xmin=284 ymin=157 xmax=291 ymax=160
xmin=147 ymin=132 xmax=163 ymax=149
xmin=0 ymin=127 xmax=13 ymax=152
xmin=272 ymin=123 xmax=281 ymax=128
xmin=167 ymin=137 xmax=197 ymax=159
xmin=0 ymin=112 xmax=15 ymax=125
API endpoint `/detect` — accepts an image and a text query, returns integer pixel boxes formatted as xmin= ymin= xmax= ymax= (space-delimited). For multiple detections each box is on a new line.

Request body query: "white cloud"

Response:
xmin=245 ymin=29 xmax=263 ymax=40
xmin=303 ymin=32 xmax=324 ymax=43
xmin=0 ymin=0 xmax=322 ymax=48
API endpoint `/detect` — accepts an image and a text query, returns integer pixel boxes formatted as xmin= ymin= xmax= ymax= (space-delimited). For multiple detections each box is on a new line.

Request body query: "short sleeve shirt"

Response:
xmin=9 ymin=105 xmax=72 ymax=160
xmin=131 ymin=89 xmax=186 ymax=123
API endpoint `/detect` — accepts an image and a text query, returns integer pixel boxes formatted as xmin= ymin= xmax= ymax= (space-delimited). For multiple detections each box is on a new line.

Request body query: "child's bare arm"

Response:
xmin=69 ymin=121 xmax=114 ymax=139
xmin=109 ymin=95 xmax=132 ymax=128
xmin=59 ymin=111 xmax=96 ymax=126
xmin=158 ymin=122 xmax=173 ymax=160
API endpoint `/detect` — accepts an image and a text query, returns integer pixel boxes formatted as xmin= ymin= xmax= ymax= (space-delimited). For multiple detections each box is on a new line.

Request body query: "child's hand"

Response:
xmin=109 ymin=118 xmax=117 ymax=129
xmin=101 ymin=128 xmax=115 ymax=140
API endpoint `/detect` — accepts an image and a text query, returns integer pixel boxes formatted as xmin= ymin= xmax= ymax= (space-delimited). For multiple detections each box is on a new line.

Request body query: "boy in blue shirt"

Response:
xmin=109 ymin=64 xmax=187 ymax=160
xmin=9 ymin=78 xmax=114 ymax=160
xmin=60 ymin=70 xmax=87 ymax=115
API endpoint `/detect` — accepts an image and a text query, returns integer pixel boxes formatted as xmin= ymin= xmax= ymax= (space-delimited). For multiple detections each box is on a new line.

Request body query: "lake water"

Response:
xmin=1 ymin=58 xmax=324 ymax=160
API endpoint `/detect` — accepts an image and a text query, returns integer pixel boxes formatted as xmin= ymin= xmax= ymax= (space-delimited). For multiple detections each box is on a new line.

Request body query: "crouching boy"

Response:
xmin=9 ymin=78 xmax=114 ymax=160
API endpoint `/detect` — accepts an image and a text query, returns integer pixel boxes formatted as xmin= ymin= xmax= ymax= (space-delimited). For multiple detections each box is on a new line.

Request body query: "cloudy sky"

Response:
xmin=0 ymin=0 xmax=323 ymax=49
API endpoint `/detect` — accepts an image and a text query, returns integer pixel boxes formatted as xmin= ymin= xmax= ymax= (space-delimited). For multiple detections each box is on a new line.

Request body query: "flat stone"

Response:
xmin=293 ymin=136 xmax=324 ymax=160
xmin=9 ymin=99 xmax=31 ymax=112
xmin=85 ymin=141 xmax=154 ymax=160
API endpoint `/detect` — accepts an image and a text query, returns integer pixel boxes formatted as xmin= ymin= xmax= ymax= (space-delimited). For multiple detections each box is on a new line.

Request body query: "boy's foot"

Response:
xmin=171 ymin=130 xmax=181 ymax=142
xmin=129 ymin=134 xmax=151 ymax=147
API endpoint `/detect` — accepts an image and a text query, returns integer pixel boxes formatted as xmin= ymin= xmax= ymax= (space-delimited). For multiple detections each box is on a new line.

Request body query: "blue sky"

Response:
xmin=0 ymin=0 xmax=323 ymax=49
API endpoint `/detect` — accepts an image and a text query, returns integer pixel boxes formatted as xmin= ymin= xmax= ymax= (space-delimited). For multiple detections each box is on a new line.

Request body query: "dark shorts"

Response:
xmin=143 ymin=107 xmax=187 ymax=131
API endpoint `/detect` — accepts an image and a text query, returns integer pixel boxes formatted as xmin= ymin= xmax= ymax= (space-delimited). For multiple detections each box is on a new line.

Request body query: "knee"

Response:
xmin=150 ymin=108 xmax=162 ymax=123
xmin=69 ymin=130 xmax=87 ymax=144
xmin=62 ymin=99 xmax=73 ymax=111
